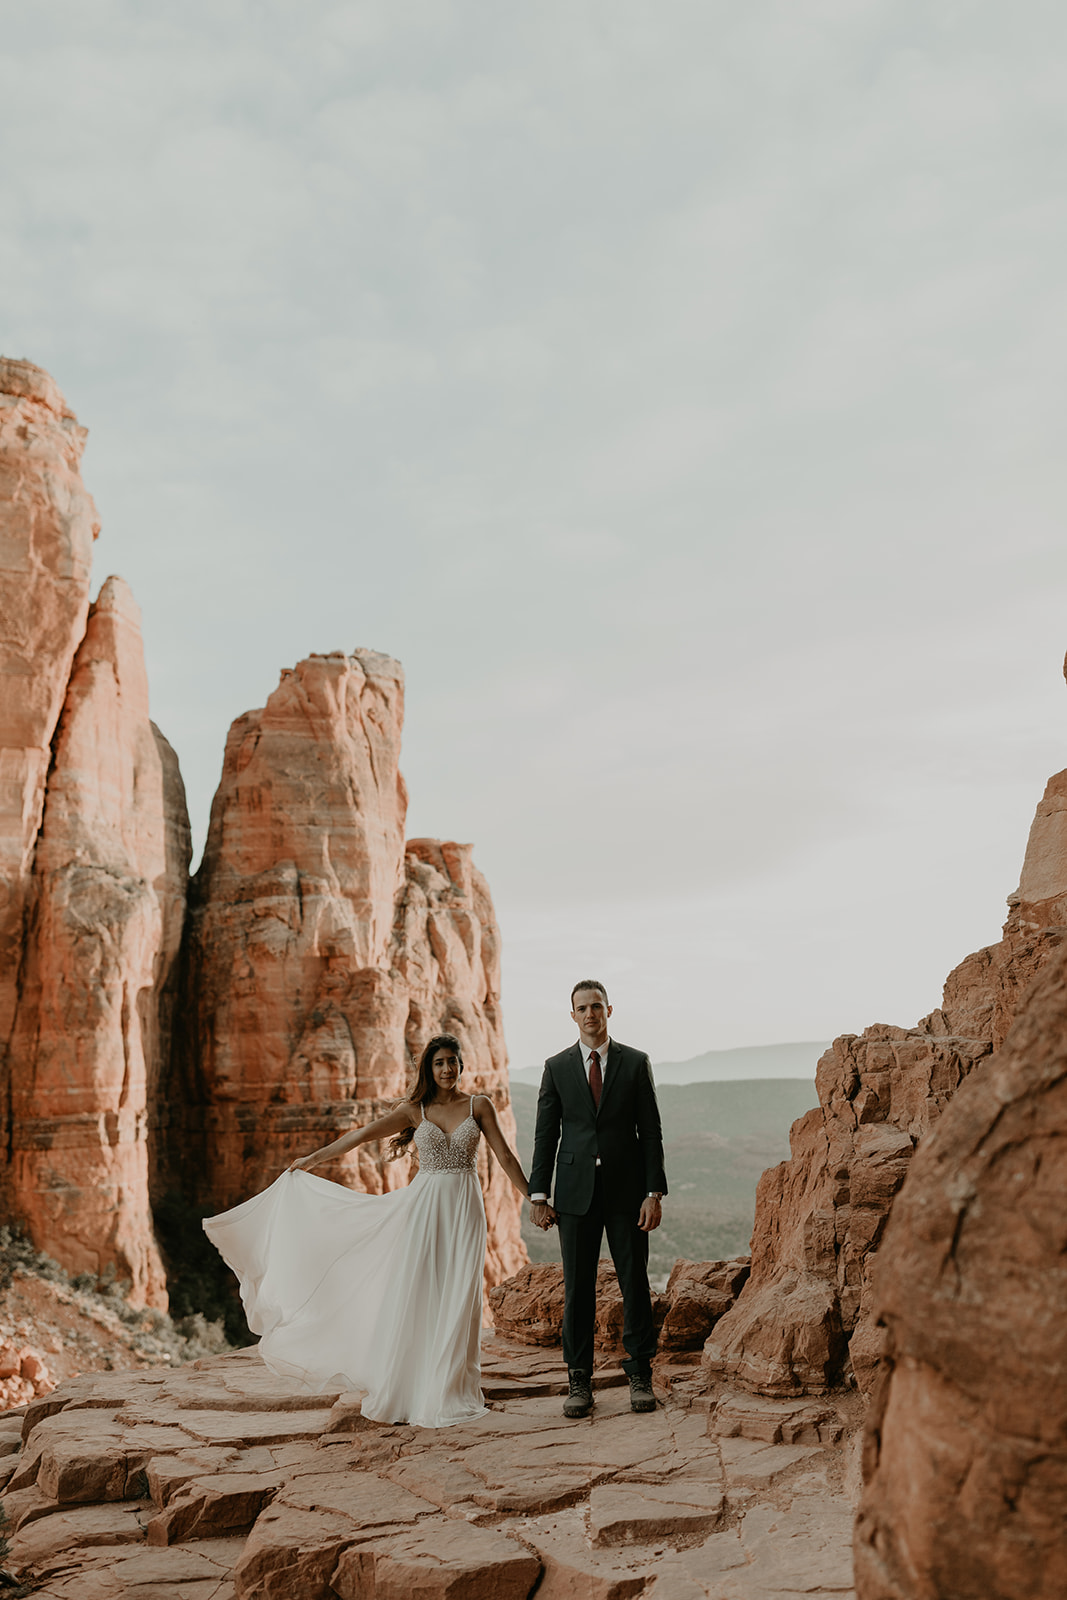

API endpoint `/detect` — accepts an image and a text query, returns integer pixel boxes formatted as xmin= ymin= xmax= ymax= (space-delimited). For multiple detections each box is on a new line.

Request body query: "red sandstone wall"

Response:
xmin=0 ymin=359 xmax=98 ymax=1051
xmin=0 ymin=361 xmax=525 ymax=1312
xmin=6 ymin=578 xmax=190 ymax=1306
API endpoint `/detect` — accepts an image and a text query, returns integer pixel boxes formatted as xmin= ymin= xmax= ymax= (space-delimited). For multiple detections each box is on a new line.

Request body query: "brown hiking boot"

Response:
xmin=629 ymin=1373 xmax=656 ymax=1413
xmin=563 ymin=1369 xmax=594 ymax=1418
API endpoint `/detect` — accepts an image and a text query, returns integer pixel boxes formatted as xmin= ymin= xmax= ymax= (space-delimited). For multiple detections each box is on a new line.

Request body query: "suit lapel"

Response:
xmin=596 ymin=1040 xmax=619 ymax=1118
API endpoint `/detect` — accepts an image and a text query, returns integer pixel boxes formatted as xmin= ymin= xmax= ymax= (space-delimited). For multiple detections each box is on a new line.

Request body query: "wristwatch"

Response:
xmin=647 ymin=1192 xmax=663 ymax=1200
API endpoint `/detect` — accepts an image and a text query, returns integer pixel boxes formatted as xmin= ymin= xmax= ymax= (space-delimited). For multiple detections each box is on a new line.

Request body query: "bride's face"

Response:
xmin=431 ymin=1048 xmax=462 ymax=1092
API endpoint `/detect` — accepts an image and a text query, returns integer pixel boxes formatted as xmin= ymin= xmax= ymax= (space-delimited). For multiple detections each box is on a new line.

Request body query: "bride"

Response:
xmin=202 ymin=1034 xmax=534 ymax=1429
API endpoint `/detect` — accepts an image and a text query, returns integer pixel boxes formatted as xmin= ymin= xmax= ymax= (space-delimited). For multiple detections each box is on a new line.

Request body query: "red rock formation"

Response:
xmin=0 ymin=359 xmax=98 ymax=1050
xmin=854 ymin=941 xmax=1067 ymax=1600
xmin=489 ymin=1258 xmax=751 ymax=1355
xmin=0 ymin=362 xmax=524 ymax=1320
xmin=0 ymin=1340 xmax=55 ymax=1409
xmin=0 ymin=1341 xmax=861 ymax=1595
xmin=659 ymin=1258 xmax=752 ymax=1351
xmin=173 ymin=651 xmax=525 ymax=1297
xmin=706 ymin=736 xmax=1067 ymax=1397
xmin=6 ymin=578 xmax=190 ymax=1307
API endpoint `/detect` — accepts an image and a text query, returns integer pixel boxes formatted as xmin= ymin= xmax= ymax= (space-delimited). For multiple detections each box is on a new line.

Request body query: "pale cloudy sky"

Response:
xmin=3 ymin=2 xmax=1066 ymax=1065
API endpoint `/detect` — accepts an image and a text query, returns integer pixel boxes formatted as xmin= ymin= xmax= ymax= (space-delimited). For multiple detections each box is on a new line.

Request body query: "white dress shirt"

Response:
xmin=581 ymin=1037 xmax=610 ymax=1087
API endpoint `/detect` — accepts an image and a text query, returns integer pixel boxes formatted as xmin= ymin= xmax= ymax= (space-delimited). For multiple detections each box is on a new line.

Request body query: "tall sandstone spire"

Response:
xmin=0 ymin=361 xmax=525 ymax=1313
xmin=0 ymin=359 xmax=98 ymax=1051
xmin=7 ymin=577 xmax=190 ymax=1306
xmin=165 ymin=650 xmax=526 ymax=1297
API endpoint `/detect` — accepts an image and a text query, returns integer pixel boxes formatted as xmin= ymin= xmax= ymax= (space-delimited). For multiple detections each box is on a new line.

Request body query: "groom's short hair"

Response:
xmin=570 ymin=979 xmax=608 ymax=1006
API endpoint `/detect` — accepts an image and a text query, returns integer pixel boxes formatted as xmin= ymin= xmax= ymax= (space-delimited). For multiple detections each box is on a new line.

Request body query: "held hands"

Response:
xmin=529 ymin=1200 xmax=558 ymax=1232
xmin=638 ymin=1197 xmax=662 ymax=1233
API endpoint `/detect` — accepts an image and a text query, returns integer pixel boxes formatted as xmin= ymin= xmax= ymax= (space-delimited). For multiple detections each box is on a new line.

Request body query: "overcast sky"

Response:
xmin=3 ymin=1 xmax=1066 ymax=1066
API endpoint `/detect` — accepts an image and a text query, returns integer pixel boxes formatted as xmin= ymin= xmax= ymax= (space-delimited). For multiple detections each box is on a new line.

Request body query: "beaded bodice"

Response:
xmin=414 ymin=1105 xmax=481 ymax=1173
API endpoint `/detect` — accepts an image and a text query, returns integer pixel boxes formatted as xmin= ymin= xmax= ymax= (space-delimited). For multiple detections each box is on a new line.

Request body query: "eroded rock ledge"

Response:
xmin=0 ymin=1339 xmax=861 ymax=1599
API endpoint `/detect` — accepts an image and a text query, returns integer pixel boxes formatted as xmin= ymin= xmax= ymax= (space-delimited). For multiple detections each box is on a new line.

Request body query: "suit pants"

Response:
xmin=556 ymin=1170 xmax=657 ymax=1377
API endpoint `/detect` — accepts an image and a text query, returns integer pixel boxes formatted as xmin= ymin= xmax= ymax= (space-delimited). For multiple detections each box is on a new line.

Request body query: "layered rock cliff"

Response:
xmin=0 ymin=359 xmax=98 ymax=1050
xmin=854 ymin=937 xmax=1067 ymax=1600
xmin=0 ymin=360 xmax=525 ymax=1313
xmin=6 ymin=578 xmax=190 ymax=1307
xmin=705 ymin=703 xmax=1067 ymax=1399
xmin=166 ymin=651 xmax=525 ymax=1296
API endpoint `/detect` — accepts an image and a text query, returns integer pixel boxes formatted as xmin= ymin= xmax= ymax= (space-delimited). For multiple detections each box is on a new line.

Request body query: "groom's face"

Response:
xmin=571 ymin=989 xmax=611 ymax=1047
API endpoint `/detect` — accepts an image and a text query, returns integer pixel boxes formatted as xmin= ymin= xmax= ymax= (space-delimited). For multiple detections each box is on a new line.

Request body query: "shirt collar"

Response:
xmin=580 ymin=1038 xmax=610 ymax=1068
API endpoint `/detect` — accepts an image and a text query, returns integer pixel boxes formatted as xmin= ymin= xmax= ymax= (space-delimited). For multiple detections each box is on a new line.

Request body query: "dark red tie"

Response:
xmin=588 ymin=1049 xmax=602 ymax=1107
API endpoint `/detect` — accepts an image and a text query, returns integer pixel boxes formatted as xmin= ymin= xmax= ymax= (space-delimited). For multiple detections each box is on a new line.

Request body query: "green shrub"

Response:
xmin=0 ymin=1222 xmax=240 ymax=1368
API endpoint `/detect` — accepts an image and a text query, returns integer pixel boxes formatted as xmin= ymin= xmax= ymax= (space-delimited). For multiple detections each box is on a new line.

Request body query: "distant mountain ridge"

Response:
xmin=509 ymin=1040 xmax=828 ymax=1086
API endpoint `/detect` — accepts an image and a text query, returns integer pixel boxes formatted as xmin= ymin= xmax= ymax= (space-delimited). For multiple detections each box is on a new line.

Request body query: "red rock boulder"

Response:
xmin=854 ymin=940 xmax=1067 ymax=1600
xmin=659 ymin=1257 xmax=750 ymax=1351
xmin=489 ymin=1258 xmax=750 ymax=1354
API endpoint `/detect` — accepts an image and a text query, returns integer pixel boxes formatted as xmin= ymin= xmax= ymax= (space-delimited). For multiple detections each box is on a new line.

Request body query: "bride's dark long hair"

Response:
xmin=388 ymin=1033 xmax=465 ymax=1160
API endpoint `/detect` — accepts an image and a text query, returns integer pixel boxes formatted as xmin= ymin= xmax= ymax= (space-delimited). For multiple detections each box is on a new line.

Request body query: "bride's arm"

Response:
xmin=473 ymin=1096 xmax=531 ymax=1198
xmin=288 ymin=1103 xmax=417 ymax=1172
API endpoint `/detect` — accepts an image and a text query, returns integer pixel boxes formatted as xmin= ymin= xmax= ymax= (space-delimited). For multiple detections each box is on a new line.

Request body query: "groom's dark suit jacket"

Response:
xmin=528 ymin=1041 xmax=668 ymax=1215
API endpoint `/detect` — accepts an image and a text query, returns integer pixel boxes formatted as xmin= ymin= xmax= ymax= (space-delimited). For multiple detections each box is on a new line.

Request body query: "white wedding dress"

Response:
xmin=202 ymin=1100 xmax=489 ymax=1428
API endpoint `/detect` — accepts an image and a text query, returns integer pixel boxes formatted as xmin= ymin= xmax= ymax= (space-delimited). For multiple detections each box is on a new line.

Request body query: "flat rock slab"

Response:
xmin=384 ymin=1448 xmax=488 ymax=1514
xmin=711 ymin=1393 xmax=844 ymax=1446
xmin=29 ymin=1536 xmax=243 ymax=1600
xmin=7 ymin=1498 xmax=150 ymax=1569
xmin=520 ymin=1512 xmax=651 ymax=1600
xmin=277 ymin=1467 xmax=434 ymax=1525
xmin=146 ymin=1468 xmax=286 ymax=1544
xmin=11 ymin=1414 xmax=191 ymax=1505
xmin=139 ymin=1357 xmax=342 ymax=1415
xmin=736 ymin=1498 xmax=856 ymax=1594
xmin=1 ymin=1346 xmax=859 ymax=1598
xmin=332 ymin=1517 xmax=540 ymax=1600
xmin=146 ymin=1445 xmax=243 ymax=1507
xmin=166 ymin=1407 xmax=337 ymax=1447
xmin=590 ymin=1479 xmax=726 ymax=1546
xmin=719 ymin=1436 xmax=824 ymax=1489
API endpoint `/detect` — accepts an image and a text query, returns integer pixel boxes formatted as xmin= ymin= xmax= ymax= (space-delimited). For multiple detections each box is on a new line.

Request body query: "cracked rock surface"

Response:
xmin=1 ymin=1337 xmax=860 ymax=1598
xmin=854 ymin=937 xmax=1067 ymax=1600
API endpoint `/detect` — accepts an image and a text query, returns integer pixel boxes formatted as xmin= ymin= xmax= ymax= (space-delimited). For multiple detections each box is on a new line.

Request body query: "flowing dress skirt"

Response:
xmin=203 ymin=1167 xmax=488 ymax=1428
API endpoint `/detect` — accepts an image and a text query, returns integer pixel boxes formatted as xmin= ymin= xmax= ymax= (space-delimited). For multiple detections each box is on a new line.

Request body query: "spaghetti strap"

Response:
xmin=469 ymin=1095 xmax=475 ymax=1118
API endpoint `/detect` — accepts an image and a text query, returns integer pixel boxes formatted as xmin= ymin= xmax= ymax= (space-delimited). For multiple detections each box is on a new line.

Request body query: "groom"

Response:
xmin=529 ymin=981 xmax=667 ymax=1418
